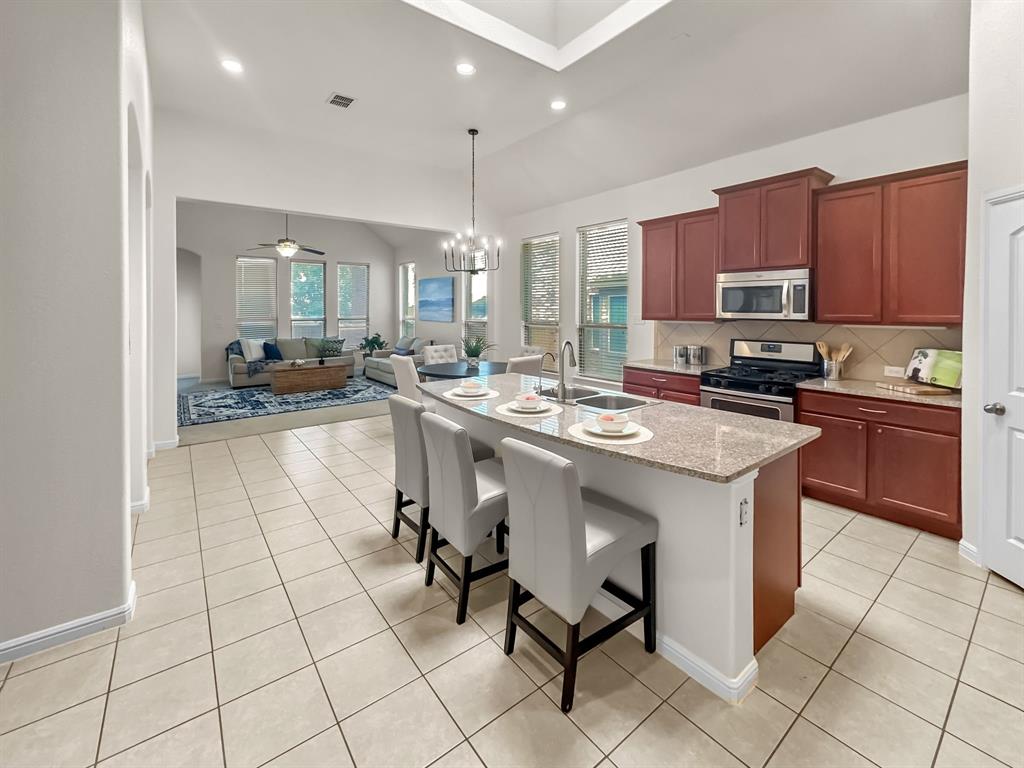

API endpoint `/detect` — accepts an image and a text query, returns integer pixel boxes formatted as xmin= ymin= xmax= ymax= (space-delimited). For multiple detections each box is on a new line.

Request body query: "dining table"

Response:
xmin=416 ymin=360 xmax=508 ymax=380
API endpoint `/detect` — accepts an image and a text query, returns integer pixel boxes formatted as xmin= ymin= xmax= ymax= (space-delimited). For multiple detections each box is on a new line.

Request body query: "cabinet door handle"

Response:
xmin=858 ymin=407 xmax=888 ymax=414
xmin=877 ymin=428 xmax=883 ymax=434
xmin=857 ymin=425 xmax=863 ymax=430
xmin=652 ymin=377 xmax=667 ymax=382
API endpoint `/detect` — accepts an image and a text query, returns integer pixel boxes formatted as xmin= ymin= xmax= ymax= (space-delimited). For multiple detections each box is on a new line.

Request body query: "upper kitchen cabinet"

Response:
xmin=639 ymin=208 xmax=718 ymax=321
xmin=714 ymin=168 xmax=834 ymax=272
xmin=816 ymin=162 xmax=967 ymax=325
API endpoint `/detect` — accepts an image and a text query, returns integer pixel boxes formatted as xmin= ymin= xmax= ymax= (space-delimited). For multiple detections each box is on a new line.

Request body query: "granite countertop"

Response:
xmin=419 ymin=373 xmax=820 ymax=484
xmin=624 ymin=359 xmax=717 ymax=376
xmin=797 ymin=378 xmax=962 ymax=409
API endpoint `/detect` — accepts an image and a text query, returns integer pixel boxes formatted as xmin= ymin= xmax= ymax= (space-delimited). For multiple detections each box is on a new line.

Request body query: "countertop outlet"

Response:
xmin=883 ymin=365 xmax=905 ymax=378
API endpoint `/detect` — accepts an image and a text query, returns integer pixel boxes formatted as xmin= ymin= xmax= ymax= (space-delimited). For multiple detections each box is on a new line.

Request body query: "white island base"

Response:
xmin=428 ymin=395 xmax=805 ymax=703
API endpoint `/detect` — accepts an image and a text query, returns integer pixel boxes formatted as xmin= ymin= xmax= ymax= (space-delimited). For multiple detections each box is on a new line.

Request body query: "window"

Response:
xmin=578 ymin=220 xmax=628 ymax=381
xmin=338 ymin=263 xmax=370 ymax=343
xmin=235 ymin=256 xmax=277 ymax=339
xmin=290 ymin=261 xmax=325 ymax=337
xmin=399 ymin=262 xmax=416 ymax=339
xmin=521 ymin=234 xmax=560 ymax=370
xmin=463 ymin=271 xmax=488 ymax=343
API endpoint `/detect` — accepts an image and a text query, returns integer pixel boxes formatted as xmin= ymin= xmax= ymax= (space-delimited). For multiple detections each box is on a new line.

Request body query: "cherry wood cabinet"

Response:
xmin=714 ymin=168 xmax=833 ymax=272
xmin=815 ymin=186 xmax=884 ymax=323
xmin=815 ymin=162 xmax=967 ymax=325
xmin=885 ymin=169 xmax=967 ymax=324
xmin=639 ymin=208 xmax=718 ymax=321
xmin=641 ymin=219 xmax=677 ymax=319
xmin=799 ymin=411 xmax=867 ymax=501
xmin=798 ymin=390 xmax=961 ymax=538
xmin=623 ymin=367 xmax=700 ymax=404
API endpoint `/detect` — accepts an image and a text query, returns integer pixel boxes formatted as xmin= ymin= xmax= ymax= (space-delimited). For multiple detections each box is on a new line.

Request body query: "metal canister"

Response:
xmin=685 ymin=345 xmax=707 ymax=365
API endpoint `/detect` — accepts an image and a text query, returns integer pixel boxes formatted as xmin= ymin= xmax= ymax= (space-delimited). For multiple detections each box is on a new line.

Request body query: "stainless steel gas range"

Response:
xmin=699 ymin=340 xmax=822 ymax=422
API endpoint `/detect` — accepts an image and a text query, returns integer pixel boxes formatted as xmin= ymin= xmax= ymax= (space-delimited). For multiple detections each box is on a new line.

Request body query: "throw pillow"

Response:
xmin=318 ymin=338 xmax=347 ymax=358
xmin=395 ymin=335 xmax=414 ymax=350
xmin=392 ymin=346 xmax=414 ymax=356
xmin=240 ymin=338 xmax=266 ymax=362
xmin=263 ymin=341 xmax=284 ymax=361
xmin=304 ymin=338 xmax=323 ymax=358
xmin=276 ymin=337 xmax=306 ymax=360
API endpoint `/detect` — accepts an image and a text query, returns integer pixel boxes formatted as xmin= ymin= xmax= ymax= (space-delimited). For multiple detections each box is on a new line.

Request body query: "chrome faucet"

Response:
xmin=558 ymin=340 xmax=577 ymax=402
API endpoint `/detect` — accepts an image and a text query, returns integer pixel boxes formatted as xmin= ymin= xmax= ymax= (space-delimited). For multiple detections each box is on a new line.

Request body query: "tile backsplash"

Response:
xmin=655 ymin=321 xmax=962 ymax=381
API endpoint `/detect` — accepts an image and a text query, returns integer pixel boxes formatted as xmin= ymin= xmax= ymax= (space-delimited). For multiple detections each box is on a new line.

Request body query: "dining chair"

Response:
xmin=422 ymin=344 xmax=459 ymax=365
xmin=390 ymin=354 xmax=423 ymax=402
xmin=499 ymin=436 xmax=658 ymax=713
xmin=420 ymin=411 xmax=509 ymax=623
xmin=506 ymin=354 xmax=543 ymax=377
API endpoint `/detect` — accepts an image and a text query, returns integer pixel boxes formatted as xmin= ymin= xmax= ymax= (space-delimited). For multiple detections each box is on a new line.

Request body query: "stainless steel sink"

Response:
xmin=537 ymin=386 xmax=600 ymax=404
xmin=575 ymin=394 xmax=653 ymax=413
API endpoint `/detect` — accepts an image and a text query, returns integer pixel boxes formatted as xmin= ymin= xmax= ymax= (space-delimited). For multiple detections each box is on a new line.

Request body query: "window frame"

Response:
xmin=463 ymin=270 xmax=488 ymax=343
xmin=577 ymin=219 xmax=629 ymax=382
xmin=398 ymin=262 xmax=416 ymax=340
xmin=235 ymin=255 xmax=278 ymax=340
xmin=289 ymin=259 xmax=327 ymax=338
xmin=337 ymin=261 xmax=371 ymax=344
xmin=520 ymin=233 xmax=560 ymax=371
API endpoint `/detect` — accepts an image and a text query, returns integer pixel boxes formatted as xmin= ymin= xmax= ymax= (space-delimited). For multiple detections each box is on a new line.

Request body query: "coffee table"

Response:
xmin=271 ymin=363 xmax=351 ymax=395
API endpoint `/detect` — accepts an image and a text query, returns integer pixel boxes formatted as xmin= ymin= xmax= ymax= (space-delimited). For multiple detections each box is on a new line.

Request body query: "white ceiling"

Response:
xmin=143 ymin=0 xmax=969 ymax=217
xmin=462 ymin=0 xmax=630 ymax=48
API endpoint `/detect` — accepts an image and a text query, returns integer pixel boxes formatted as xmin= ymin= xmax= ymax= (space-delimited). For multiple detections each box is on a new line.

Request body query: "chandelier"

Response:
xmin=443 ymin=129 xmax=501 ymax=274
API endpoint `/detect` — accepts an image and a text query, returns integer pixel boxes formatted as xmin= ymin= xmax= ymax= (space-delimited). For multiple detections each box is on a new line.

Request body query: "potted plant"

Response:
xmin=359 ymin=332 xmax=388 ymax=354
xmin=460 ymin=335 xmax=497 ymax=368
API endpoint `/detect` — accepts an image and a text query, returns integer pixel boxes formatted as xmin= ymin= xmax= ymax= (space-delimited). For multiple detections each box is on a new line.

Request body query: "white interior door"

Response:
xmin=982 ymin=187 xmax=1024 ymax=586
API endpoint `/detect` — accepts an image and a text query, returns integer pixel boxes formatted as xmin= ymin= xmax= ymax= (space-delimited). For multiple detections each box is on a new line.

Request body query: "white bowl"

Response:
xmin=595 ymin=413 xmax=629 ymax=433
xmin=514 ymin=393 xmax=544 ymax=410
xmin=460 ymin=380 xmax=482 ymax=393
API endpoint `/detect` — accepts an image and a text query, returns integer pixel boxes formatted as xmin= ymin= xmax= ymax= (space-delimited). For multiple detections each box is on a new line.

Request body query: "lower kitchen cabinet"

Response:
xmin=798 ymin=390 xmax=961 ymax=538
xmin=623 ymin=367 xmax=700 ymax=404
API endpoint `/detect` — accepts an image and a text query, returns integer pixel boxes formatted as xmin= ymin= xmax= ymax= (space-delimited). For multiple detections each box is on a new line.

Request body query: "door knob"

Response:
xmin=984 ymin=402 xmax=1007 ymax=416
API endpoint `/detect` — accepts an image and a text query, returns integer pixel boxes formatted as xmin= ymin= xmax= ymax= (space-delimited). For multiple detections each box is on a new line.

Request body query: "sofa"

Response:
xmin=228 ymin=337 xmax=358 ymax=388
xmin=363 ymin=336 xmax=426 ymax=388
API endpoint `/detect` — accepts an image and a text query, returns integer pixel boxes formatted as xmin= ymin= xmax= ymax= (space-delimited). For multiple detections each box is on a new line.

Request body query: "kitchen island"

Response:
xmin=419 ymin=373 xmax=820 ymax=702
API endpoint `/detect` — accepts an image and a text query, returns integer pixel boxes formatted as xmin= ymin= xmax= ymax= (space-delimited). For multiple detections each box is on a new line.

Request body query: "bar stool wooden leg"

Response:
xmin=414 ymin=507 xmax=430 ymax=563
xmin=496 ymin=521 xmax=506 ymax=554
xmin=390 ymin=489 xmax=403 ymax=539
xmin=456 ymin=555 xmax=474 ymax=624
xmin=641 ymin=543 xmax=656 ymax=653
xmin=424 ymin=528 xmax=440 ymax=586
xmin=503 ymin=579 xmax=521 ymax=655
xmin=561 ymin=623 xmax=581 ymax=713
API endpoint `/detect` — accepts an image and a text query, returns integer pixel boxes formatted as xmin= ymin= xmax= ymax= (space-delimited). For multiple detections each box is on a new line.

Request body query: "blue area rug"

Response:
xmin=177 ymin=376 xmax=396 ymax=426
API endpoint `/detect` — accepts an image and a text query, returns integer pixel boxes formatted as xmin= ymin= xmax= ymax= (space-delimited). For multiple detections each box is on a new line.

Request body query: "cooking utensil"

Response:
xmin=816 ymin=341 xmax=830 ymax=360
xmin=838 ymin=343 xmax=853 ymax=362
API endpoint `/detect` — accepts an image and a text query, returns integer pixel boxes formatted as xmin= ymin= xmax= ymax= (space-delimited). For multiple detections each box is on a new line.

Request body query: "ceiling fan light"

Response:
xmin=276 ymin=242 xmax=299 ymax=258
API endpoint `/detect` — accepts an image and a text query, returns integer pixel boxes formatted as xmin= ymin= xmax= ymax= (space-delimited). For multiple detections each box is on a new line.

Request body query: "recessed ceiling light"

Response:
xmin=456 ymin=62 xmax=476 ymax=76
xmin=220 ymin=58 xmax=244 ymax=74
xmin=550 ymin=99 xmax=567 ymax=111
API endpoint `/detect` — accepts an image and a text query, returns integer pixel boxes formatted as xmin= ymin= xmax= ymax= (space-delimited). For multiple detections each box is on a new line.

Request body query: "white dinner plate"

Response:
xmin=450 ymin=387 xmax=491 ymax=398
xmin=506 ymin=401 xmax=550 ymax=414
xmin=583 ymin=420 xmax=640 ymax=437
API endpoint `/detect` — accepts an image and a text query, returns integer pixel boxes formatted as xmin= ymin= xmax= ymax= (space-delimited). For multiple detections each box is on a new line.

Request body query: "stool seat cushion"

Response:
xmin=581 ymin=489 xmax=658 ymax=560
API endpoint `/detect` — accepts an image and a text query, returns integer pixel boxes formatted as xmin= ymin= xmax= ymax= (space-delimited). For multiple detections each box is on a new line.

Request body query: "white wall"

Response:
xmin=176 ymin=249 xmax=203 ymax=378
xmin=494 ymin=95 xmax=969 ymax=377
xmin=961 ymin=0 xmax=1024 ymax=556
xmin=152 ymin=110 xmax=497 ymax=445
xmin=0 ymin=0 xmax=151 ymax=654
xmin=175 ymin=201 xmax=400 ymax=382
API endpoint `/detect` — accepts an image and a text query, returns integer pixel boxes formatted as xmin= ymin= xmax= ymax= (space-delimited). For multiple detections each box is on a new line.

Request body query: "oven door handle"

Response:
xmin=699 ymin=385 xmax=794 ymax=404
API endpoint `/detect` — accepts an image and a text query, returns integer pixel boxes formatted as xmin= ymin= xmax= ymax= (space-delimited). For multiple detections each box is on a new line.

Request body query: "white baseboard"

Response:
xmin=590 ymin=591 xmax=758 ymax=703
xmin=154 ymin=436 xmax=179 ymax=451
xmin=146 ymin=444 xmax=155 ymax=459
xmin=959 ymin=539 xmax=982 ymax=566
xmin=130 ymin=486 xmax=150 ymax=514
xmin=0 ymin=581 xmax=136 ymax=663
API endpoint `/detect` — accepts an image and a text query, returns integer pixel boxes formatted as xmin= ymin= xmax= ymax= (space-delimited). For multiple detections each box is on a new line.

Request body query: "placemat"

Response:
xmin=443 ymin=389 xmax=501 ymax=402
xmin=495 ymin=403 xmax=564 ymax=418
xmin=567 ymin=421 xmax=654 ymax=446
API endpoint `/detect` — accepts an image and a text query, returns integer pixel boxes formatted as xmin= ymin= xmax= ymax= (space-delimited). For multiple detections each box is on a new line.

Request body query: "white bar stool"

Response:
xmin=420 ymin=411 xmax=510 ymax=624
xmin=506 ymin=354 xmax=543 ymax=376
xmin=499 ymin=437 xmax=658 ymax=713
xmin=387 ymin=395 xmax=493 ymax=562
xmin=390 ymin=354 xmax=425 ymax=403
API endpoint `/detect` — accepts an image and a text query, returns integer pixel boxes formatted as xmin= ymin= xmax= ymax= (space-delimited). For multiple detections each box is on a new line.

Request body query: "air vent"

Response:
xmin=327 ymin=93 xmax=356 ymax=109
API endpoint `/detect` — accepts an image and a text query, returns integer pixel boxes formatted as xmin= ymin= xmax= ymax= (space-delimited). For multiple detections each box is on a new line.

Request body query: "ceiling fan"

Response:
xmin=247 ymin=213 xmax=325 ymax=258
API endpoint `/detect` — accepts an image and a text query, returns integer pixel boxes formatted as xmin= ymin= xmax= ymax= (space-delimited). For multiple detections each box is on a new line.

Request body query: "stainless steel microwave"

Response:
xmin=716 ymin=268 xmax=811 ymax=321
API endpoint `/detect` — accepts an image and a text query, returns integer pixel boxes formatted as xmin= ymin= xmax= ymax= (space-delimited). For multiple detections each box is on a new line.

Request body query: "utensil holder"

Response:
xmin=823 ymin=360 xmax=843 ymax=381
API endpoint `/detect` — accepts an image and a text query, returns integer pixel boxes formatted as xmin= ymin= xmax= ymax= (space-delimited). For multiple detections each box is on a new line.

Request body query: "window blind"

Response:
xmin=338 ymin=263 xmax=370 ymax=343
xmin=463 ymin=271 xmax=488 ymax=343
xmin=235 ymin=256 xmax=277 ymax=339
xmin=521 ymin=234 xmax=559 ymax=370
xmin=578 ymin=220 xmax=628 ymax=381
xmin=290 ymin=261 xmax=325 ymax=338
xmin=399 ymin=263 xmax=416 ymax=339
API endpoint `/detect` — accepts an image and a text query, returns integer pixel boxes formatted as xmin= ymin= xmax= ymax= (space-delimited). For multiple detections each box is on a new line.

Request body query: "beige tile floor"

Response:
xmin=1 ymin=415 xmax=1022 ymax=768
